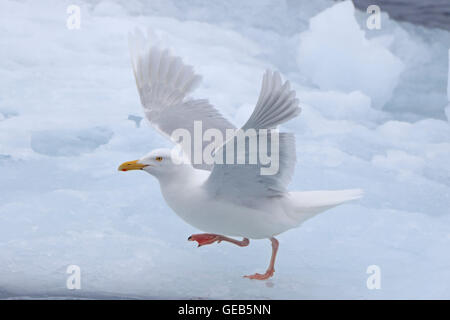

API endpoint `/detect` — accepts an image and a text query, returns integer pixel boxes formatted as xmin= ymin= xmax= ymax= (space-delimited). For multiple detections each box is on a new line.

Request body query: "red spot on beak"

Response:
xmin=122 ymin=169 xmax=127 ymax=171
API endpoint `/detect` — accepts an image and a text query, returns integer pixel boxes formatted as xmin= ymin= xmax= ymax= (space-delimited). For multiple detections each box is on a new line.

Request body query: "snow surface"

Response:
xmin=0 ymin=0 xmax=449 ymax=299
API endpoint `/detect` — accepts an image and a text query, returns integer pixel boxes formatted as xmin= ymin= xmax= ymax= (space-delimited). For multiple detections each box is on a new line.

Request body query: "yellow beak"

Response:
xmin=118 ymin=160 xmax=148 ymax=171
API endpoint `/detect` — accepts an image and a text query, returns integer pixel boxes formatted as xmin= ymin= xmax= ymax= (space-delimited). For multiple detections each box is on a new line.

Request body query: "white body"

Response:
xmin=126 ymin=31 xmax=363 ymax=240
xmin=158 ymin=166 xmax=362 ymax=239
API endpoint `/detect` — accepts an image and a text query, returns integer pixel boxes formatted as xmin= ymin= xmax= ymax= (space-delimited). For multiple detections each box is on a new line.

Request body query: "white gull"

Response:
xmin=118 ymin=30 xmax=363 ymax=280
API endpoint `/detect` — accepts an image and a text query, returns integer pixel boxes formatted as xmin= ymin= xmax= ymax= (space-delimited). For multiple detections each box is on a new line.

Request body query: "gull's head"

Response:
xmin=118 ymin=148 xmax=184 ymax=178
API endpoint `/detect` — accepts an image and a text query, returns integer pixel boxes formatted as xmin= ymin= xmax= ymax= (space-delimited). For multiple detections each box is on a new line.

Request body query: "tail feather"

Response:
xmin=289 ymin=189 xmax=363 ymax=223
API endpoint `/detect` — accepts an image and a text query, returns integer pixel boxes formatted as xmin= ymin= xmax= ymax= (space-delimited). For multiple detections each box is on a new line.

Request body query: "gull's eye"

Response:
xmin=155 ymin=156 xmax=163 ymax=162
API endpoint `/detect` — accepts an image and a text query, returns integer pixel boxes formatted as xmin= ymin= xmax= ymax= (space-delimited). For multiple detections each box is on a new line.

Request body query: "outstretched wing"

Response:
xmin=129 ymin=30 xmax=235 ymax=170
xmin=205 ymin=132 xmax=297 ymax=203
xmin=243 ymin=70 xmax=300 ymax=130
xmin=204 ymin=71 xmax=301 ymax=205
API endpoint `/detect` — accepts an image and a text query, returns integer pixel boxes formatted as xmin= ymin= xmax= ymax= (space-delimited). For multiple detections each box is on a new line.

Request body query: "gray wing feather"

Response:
xmin=129 ymin=30 xmax=235 ymax=170
xmin=243 ymin=70 xmax=301 ymax=130
xmin=149 ymin=99 xmax=235 ymax=170
xmin=205 ymin=132 xmax=296 ymax=203
xmin=205 ymin=70 xmax=300 ymax=203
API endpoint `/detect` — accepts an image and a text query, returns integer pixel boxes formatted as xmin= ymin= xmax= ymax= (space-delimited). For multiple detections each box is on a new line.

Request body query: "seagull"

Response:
xmin=119 ymin=31 xmax=363 ymax=280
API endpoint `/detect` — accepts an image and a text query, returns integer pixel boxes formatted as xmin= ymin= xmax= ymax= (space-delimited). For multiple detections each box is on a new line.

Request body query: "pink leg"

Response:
xmin=244 ymin=237 xmax=279 ymax=280
xmin=188 ymin=233 xmax=249 ymax=247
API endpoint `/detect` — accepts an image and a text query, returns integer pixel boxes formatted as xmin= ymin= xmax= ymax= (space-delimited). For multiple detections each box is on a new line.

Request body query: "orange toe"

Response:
xmin=243 ymin=270 xmax=274 ymax=280
xmin=188 ymin=234 xmax=220 ymax=247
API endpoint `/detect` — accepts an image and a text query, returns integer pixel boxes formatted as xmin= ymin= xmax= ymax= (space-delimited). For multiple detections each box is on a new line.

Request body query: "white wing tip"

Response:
xmin=128 ymin=28 xmax=202 ymax=108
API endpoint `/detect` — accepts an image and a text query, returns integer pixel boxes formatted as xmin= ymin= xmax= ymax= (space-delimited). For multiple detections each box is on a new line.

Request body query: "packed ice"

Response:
xmin=0 ymin=0 xmax=449 ymax=299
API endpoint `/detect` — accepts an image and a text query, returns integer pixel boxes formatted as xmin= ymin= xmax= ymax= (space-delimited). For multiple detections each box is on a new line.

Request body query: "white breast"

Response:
xmin=159 ymin=170 xmax=297 ymax=239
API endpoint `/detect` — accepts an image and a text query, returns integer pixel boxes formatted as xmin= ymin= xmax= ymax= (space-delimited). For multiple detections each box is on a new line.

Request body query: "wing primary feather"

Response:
xmin=243 ymin=70 xmax=301 ymax=130
xmin=128 ymin=29 xmax=236 ymax=170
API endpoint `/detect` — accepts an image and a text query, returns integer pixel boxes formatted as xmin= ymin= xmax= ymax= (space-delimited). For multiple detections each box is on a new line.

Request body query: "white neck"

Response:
xmin=155 ymin=164 xmax=199 ymax=188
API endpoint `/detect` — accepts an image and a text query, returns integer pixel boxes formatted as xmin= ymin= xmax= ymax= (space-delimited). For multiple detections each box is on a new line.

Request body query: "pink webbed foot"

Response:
xmin=188 ymin=234 xmax=222 ymax=247
xmin=244 ymin=269 xmax=275 ymax=280
xmin=188 ymin=233 xmax=250 ymax=247
xmin=244 ymin=237 xmax=279 ymax=281
xmin=188 ymin=234 xmax=280 ymax=280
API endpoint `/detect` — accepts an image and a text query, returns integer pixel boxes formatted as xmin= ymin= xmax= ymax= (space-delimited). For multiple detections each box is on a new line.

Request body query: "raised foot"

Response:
xmin=244 ymin=269 xmax=274 ymax=280
xmin=188 ymin=234 xmax=222 ymax=247
xmin=188 ymin=234 xmax=250 ymax=247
